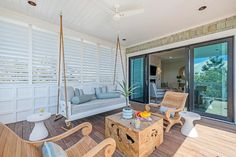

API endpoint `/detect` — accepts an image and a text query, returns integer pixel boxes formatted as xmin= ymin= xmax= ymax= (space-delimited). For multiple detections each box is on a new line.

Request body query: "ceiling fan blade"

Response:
xmin=119 ymin=9 xmax=144 ymax=17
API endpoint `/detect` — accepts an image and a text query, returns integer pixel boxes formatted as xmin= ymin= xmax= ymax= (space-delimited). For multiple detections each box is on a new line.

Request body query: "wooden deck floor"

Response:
xmin=6 ymin=104 xmax=236 ymax=157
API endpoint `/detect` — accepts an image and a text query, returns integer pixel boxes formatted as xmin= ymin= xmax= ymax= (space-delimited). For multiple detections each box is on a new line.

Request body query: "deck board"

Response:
xmin=6 ymin=104 xmax=236 ymax=157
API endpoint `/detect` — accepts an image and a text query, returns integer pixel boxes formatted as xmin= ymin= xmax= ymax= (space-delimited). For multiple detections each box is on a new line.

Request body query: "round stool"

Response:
xmin=180 ymin=111 xmax=201 ymax=138
xmin=27 ymin=112 xmax=51 ymax=141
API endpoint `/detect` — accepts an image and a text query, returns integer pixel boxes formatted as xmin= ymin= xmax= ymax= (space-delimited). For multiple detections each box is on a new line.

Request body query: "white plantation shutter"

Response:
xmin=0 ymin=20 xmax=122 ymax=85
xmin=32 ymin=29 xmax=58 ymax=83
xmin=82 ymin=41 xmax=98 ymax=83
xmin=0 ymin=21 xmax=29 ymax=84
xmin=64 ymin=38 xmax=82 ymax=83
xmin=99 ymin=46 xmax=113 ymax=83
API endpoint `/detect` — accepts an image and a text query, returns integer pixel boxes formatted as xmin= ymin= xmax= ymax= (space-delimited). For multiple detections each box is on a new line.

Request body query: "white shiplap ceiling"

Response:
xmin=0 ymin=0 xmax=236 ymax=46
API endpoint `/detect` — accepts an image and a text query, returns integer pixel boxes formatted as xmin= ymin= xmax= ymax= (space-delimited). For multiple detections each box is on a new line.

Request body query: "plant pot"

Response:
xmin=122 ymin=107 xmax=133 ymax=119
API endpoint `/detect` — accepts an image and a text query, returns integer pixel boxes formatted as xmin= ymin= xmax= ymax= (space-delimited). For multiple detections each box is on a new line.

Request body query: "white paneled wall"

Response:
xmin=0 ymin=17 xmax=126 ymax=124
xmin=0 ymin=85 xmax=57 ymax=124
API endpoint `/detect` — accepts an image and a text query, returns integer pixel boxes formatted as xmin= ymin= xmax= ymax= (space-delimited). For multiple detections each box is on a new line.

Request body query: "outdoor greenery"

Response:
xmin=194 ymin=56 xmax=227 ymax=98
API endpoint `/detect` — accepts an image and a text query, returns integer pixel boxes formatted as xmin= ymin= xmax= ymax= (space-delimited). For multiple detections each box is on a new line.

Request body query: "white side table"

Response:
xmin=179 ymin=111 xmax=201 ymax=138
xmin=27 ymin=112 xmax=51 ymax=141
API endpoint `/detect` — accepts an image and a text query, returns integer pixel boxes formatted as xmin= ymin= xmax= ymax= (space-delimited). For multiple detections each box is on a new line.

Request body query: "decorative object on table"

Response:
xmin=105 ymin=112 xmax=163 ymax=157
xmin=39 ymin=107 xmax=45 ymax=116
xmin=179 ymin=111 xmax=201 ymax=137
xmin=118 ymin=81 xmax=137 ymax=119
xmin=27 ymin=112 xmax=51 ymax=141
xmin=0 ymin=122 xmax=116 ymax=157
xmin=136 ymin=111 xmax=152 ymax=122
xmin=134 ymin=118 xmax=141 ymax=129
xmin=145 ymin=91 xmax=188 ymax=132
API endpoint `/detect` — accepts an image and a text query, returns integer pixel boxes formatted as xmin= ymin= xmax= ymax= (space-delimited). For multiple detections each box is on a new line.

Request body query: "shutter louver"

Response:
xmin=32 ymin=29 xmax=58 ymax=83
xmin=0 ymin=21 xmax=29 ymax=84
xmin=82 ymin=41 xmax=98 ymax=83
xmin=99 ymin=46 xmax=113 ymax=83
xmin=64 ymin=38 xmax=82 ymax=83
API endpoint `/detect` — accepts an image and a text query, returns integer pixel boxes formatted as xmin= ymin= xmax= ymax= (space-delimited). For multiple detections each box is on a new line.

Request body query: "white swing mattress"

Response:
xmin=71 ymin=97 xmax=126 ymax=115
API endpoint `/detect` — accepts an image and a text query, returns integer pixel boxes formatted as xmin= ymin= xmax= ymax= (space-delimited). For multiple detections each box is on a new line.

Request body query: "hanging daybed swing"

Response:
xmin=55 ymin=14 xmax=127 ymax=127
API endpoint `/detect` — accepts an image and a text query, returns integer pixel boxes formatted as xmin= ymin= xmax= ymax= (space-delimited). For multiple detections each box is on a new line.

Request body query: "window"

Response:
xmin=64 ymin=38 xmax=82 ymax=83
xmin=82 ymin=41 xmax=98 ymax=83
xmin=0 ymin=21 xmax=29 ymax=84
xmin=32 ymin=29 xmax=58 ymax=83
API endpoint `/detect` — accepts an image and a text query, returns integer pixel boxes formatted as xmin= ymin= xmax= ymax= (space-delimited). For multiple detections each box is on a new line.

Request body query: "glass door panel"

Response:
xmin=129 ymin=56 xmax=146 ymax=103
xmin=190 ymin=38 xmax=233 ymax=121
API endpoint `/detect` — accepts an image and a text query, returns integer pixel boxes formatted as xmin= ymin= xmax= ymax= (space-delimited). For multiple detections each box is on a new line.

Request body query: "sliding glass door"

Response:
xmin=189 ymin=37 xmax=234 ymax=121
xmin=129 ymin=55 xmax=148 ymax=103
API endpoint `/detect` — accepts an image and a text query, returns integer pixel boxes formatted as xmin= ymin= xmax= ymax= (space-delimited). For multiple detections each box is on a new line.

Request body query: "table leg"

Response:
xmin=181 ymin=119 xmax=198 ymax=138
xmin=29 ymin=121 xmax=49 ymax=141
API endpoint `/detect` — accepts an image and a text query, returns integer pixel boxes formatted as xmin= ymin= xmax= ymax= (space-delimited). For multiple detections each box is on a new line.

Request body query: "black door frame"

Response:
xmin=128 ymin=55 xmax=149 ymax=103
xmin=189 ymin=37 xmax=234 ymax=122
xmin=128 ymin=36 xmax=234 ymax=122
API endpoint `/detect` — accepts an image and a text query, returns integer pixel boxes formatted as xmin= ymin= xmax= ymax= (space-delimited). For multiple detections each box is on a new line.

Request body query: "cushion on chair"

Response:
xmin=42 ymin=142 xmax=68 ymax=157
xmin=159 ymin=106 xmax=176 ymax=118
xmin=96 ymin=92 xmax=120 ymax=99
xmin=71 ymin=94 xmax=94 ymax=104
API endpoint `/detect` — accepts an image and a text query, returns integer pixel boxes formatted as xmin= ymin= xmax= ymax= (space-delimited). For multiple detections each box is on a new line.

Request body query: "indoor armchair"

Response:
xmin=145 ymin=91 xmax=188 ymax=132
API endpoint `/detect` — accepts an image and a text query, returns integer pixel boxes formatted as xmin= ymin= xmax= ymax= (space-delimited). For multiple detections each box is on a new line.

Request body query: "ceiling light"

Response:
xmin=28 ymin=0 xmax=37 ymax=6
xmin=198 ymin=6 xmax=207 ymax=11
xmin=169 ymin=56 xmax=173 ymax=59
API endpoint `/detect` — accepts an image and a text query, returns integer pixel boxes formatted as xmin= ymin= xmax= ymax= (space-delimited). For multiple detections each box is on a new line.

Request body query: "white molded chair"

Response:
xmin=150 ymin=82 xmax=165 ymax=102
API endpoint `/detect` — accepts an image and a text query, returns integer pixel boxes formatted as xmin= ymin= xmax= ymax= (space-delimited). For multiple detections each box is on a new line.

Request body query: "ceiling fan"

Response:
xmin=95 ymin=1 xmax=144 ymax=21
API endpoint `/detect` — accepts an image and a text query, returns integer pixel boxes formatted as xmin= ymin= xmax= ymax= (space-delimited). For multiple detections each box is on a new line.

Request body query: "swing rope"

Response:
xmin=55 ymin=14 xmax=72 ymax=128
xmin=113 ymin=35 xmax=126 ymax=85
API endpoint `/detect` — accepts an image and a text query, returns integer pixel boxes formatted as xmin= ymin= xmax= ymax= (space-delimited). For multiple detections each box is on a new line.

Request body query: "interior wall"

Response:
xmin=161 ymin=58 xmax=185 ymax=89
xmin=149 ymin=55 xmax=161 ymax=87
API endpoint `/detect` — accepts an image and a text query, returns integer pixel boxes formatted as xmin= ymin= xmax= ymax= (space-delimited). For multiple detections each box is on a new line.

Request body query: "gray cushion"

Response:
xmin=60 ymin=86 xmax=74 ymax=101
xmin=42 ymin=142 xmax=67 ymax=157
xmin=71 ymin=94 xmax=94 ymax=104
xmin=159 ymin=106 xmax=176 ymax=118
xmin=100 ymin=86 xmax=107 ymax=93
xmin=96 ymin=92 xmax=120 ymax=99
xmin=74 ymin=88 xmax=84 ymax=96
xmin=94 ymin=87 xmax=101 ymax=96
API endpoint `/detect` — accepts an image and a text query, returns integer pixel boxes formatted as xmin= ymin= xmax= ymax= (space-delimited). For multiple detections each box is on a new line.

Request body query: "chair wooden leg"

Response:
xmin=165 ymin=123 xmax=173 ymax=133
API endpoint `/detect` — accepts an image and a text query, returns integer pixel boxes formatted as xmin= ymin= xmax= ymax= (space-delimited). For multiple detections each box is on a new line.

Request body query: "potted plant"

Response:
xmin=118 ymin=81 xmax=137 ymax=119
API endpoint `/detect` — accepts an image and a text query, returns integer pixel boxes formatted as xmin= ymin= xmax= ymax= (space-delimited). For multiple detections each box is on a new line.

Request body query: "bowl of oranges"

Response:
xmin=135 ymin=111 xmax=152 ymax=121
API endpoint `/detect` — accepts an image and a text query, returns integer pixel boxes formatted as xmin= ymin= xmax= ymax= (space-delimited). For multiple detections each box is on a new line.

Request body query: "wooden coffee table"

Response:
xmin=105 ymin=112 xmax=163 ymax=157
